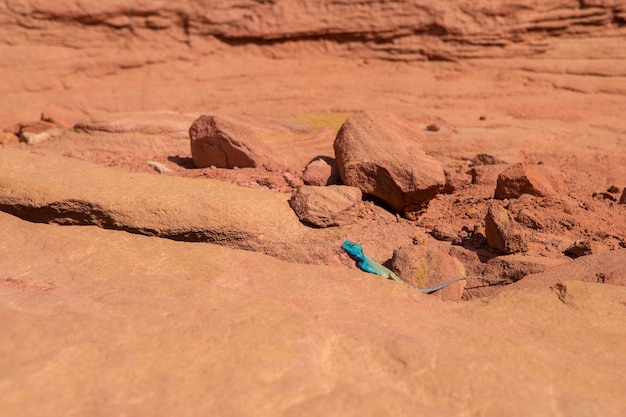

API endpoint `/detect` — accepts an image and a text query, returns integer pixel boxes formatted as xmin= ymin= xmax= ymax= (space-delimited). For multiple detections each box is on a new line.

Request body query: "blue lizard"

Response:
xmin=341 ymin=240 xmax=502 ymax=293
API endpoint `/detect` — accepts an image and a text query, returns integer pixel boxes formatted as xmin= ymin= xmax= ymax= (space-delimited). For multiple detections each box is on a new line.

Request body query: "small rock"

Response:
xmin=469 ymin=164 xmax=507 ymax=186
xmin=333 ymin=111 xmax=445 ymax=217
xmin=471 ymin=149 xmax=525 ymax=166
xmin=485 ymin=204 xmax=527 ymax=254
xmin=17 ymin=121 xmax=62 ymax=145
xmin=473 ymin=154 xmax=500 ymax=166
xmin=564 ymin=240 xmax=594 ymax=258
xmin=607 ymin=185 xmax=620 ymax=194
xmin=592 ymin=191 xmax=616 ymax=202
xmin=619 ymin=189 xmax=626 ymax=204
xmin=147 ymin=161 xmax=172 ymax=174
xmin=514 ymin=208 xmax=545 ymax=230
xmin=0 ymin=132 xmax=19 ymax=145
xmin=494 ymin=163 xmax=554 ymax=200
xmin=443 ymin=166 xmax=472 ymax=193
xmin=390 ymin=245 xmax=467 ymax=301
xmin=429 ymin=225 xmax=459 ymax=243
xmin=289 ymin=185 xmax=362 ymax=228
xmin=189 ymin=115 xmax=272 ymax=169
xmin=282 ymin=171 xmax=304 ymax=188
xmin=303 ymin=156 xmax=340 ymax=186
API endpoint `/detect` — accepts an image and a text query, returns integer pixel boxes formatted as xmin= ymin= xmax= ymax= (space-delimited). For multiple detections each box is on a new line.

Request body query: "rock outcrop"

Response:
xmin=0 ymin=148 xmax=339 ymax=264
xmin=2 ymin=211 xmax=625 ymax=417
xmin=2 ymin=1 xmax=624 ymax=61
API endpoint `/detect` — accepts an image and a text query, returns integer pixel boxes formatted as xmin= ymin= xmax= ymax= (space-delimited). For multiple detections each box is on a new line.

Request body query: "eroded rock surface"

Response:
xmin=0 ymin=148 xmax=339 ymax=264
xmin=1 ymin=212 xmax=625 ymax=417
xmin=2 ymin=0 xmax=624 ymax=63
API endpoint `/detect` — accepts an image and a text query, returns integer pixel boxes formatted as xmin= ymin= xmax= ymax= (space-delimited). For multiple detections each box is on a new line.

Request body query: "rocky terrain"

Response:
xmin=1 ymin=1 xmax=626 ymax=416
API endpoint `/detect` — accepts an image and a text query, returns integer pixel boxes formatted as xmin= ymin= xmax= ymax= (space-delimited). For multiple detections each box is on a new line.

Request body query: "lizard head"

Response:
xmin=341 ymin=240 xmax=364 ymax=258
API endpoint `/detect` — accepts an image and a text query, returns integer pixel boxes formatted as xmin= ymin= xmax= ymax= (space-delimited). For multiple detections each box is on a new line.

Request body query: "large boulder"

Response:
xmin=333 ymin=111 xmax=445 ymax=217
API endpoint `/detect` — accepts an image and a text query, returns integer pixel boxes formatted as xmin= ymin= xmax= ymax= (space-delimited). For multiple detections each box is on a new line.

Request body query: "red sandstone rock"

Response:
xmin=390 ymin=245 xmax=467 ymax=301
xmin=485 ymin=204 xmax=528 ymax=254
xmin=0 ymin=132 xmax=18 ymax=145
xmin=334 ymin=111 xmax=445 ymax=217
xmin=483 ymin=254 xmax=565 ymax=283
xmin=1 ymin=2 xmax=626 ymax=414
xmin=494 ymin=163 xmax=555 ymax=199
xmin=289 ymin=185 xmax=362 ymax=228
xmin=15 ymin=120 xmax=62 ymax=145
xmin=189 ymin=115 xmax=273 ymax=169
xmin=75 ymin=111 xmax=198 ymax=139
xmin=303 ymin=156 xmax=340 ymax=186
xmin=2 ymin=211 xmax=626 ymax=416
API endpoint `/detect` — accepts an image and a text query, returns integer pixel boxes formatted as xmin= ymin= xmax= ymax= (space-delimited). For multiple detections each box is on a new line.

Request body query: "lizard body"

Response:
xmin=341 ymin=240 xmax=501 ymax=293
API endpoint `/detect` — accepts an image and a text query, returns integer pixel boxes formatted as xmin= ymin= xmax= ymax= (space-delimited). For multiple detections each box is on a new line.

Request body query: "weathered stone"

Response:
xmin=75 ymin=111 xmax=198 ymax=139
xmin=514 ymin=208 xmax=545 ymax=230
xmin=620 ymin=188 xmax=626 ymax=204
xmin=289 ymin=185 xmax=361 ymax=227
xmin=429 ymin=225 xmax=459 ymax=243
xmin=0 ymin=131 xmax=18 ymax=145
xmin=442 ymin=165 xmax=472 ymax=193
xmin=472 ymin=149 xmax=525 ymax=166
xmin=2 ymin=211 xmax=626 ymax=416
xmin=303 ymin=156 xmax=340 ymax=186
xmin=512 ymin=249 xmax=626 ymax=289
xmin=494 ymin=163 xmax=555 ymax=199
xmin=189 ymin=115 xmax=272 ymax=169
xmin=2 ymin=1 xmax=619 ymax=63
xmin=485 ymin=204 xmax=528 ymax=254
xmin=17 ymin=120 xmax=62 ymax=145
xmin=0 ymin=148 xmax=338 ymax=264
xmin=483 ymin=254 xmax=565 ymax=283
xmin=564 ymin=240 xmax=595 ymax=258
xmin=147 ymin=161 xmax=173 ymax=174
xmin=334 ymin=111 xmax=445 ymax=217
xmin=469 ymin=164 xmax=508 ymax=186
xmin=390 ymin=245 xmax=467 ymax=301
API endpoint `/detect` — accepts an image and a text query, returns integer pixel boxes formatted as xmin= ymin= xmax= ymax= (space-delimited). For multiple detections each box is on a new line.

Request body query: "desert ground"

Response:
xmin=1 ymin=1 xmax=626 ymax=416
